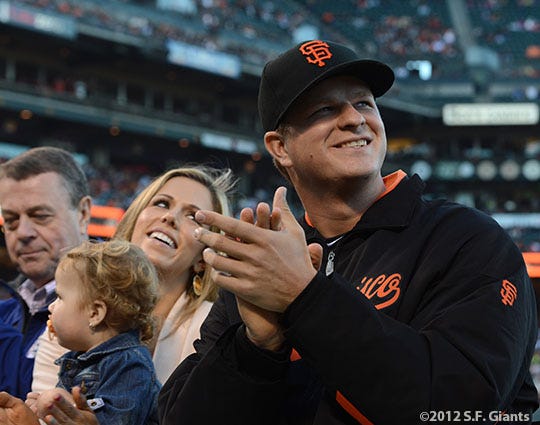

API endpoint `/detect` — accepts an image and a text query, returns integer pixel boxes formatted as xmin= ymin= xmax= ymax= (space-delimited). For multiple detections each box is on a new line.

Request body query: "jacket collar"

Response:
xmin=302 ymin=171 xmax=425 ymax=241
xmin=56 ymin=330 xmax=142 ymax=364
xmin=358 ymin=172 xmax=424 ymax=230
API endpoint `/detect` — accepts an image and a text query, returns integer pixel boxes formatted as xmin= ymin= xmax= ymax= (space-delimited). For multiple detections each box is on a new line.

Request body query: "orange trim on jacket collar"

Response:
xmin=304 ymin=170 xmax=408 ymax=228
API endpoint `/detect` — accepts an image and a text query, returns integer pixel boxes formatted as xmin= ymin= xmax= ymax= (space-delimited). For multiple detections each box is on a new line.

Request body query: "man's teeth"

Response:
xmin=342 ymin=140 xmax=368 ymax=148
xmin=150 ymin=231 xmax=176 ymax=248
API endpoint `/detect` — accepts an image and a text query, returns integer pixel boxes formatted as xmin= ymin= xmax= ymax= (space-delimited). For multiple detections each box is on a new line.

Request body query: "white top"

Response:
xmin=31 ymin=292 xmax=213 ymax=392
xmin=152 ymin=292 xmax=213 ymax=385
xmin=31 ymin=330 xmax=68 ymax=393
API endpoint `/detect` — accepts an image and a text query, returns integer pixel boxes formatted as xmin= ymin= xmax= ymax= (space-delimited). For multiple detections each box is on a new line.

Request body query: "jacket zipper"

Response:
xmin=325 ymin=251 xmax=335 ymax=276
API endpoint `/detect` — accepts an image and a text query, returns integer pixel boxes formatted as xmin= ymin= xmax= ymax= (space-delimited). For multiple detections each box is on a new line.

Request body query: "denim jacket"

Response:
xmin=55 ymin=330 xmax=160 ymax=425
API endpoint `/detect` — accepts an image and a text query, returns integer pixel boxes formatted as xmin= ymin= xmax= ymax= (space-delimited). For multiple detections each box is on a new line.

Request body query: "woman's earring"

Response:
xmin=192 ymin=275 xmax=203 ymax=297
xmin=89 ymin=322 xmax=96 ymax=333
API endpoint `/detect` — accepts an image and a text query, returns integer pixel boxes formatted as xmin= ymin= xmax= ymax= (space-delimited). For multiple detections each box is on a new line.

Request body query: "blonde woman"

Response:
xmin=114 ymin=165 xmax=235 ymax=384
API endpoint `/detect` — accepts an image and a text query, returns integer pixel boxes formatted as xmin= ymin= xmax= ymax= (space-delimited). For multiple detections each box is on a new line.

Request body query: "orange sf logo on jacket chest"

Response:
xmin=356 ymin=273 xmax=402 ymax=310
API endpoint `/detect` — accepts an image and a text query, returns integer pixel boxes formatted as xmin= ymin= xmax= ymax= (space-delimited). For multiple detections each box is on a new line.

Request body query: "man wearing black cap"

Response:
xmin=159 ymin=40 xmax=538 ymax=424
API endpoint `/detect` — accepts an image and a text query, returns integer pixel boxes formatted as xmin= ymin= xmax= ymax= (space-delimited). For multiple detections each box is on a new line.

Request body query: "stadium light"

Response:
xmin=406 ymin=60 xmax=432 ymax=80
xmin=476 ymin=160 xmax=497 ymax=181
xmin=410 ymin=160 xmax=432 ymax=180
xmin=499 ymin=159 xmax=521 ymax=181
xmin=457 ymin=161 xmax=475 ymax=179
xmin=522 ymin=159 xmax=540 ymax=181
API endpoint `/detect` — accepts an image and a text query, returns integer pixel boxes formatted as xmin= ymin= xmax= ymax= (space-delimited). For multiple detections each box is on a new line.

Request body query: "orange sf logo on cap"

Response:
xmin=299 ymin=40 xmax=333 ymax=67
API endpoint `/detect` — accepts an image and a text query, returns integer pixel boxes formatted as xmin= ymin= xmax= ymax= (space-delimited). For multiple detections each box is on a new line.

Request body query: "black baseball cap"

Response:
xmin=258 ymin=40 xmax=395 ymax=132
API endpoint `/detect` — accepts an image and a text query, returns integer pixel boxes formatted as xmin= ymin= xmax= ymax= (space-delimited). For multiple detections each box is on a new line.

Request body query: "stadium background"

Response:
xmin=0 ymin=0 xmax=539 ymax=403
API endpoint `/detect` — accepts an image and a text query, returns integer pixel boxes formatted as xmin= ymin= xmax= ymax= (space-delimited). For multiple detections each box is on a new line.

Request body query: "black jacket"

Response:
xmin=159 ymin=173 xmax=538 ymax=424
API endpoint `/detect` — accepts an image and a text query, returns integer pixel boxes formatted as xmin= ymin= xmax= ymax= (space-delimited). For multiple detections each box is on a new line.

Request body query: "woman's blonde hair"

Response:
xmin=59 ymin=239 xmax=159 ymax=342
xmin=113 ymin=165 xmax=235 ymax=332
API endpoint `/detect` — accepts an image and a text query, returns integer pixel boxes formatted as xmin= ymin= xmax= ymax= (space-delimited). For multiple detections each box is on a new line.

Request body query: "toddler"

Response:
xmin=27 ymin=240 xmax=160 ymax=425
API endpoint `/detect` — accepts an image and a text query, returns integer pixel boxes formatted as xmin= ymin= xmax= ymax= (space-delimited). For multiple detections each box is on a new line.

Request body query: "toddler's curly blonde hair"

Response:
xmin=59 ymin=240 xmax=158 ymax=342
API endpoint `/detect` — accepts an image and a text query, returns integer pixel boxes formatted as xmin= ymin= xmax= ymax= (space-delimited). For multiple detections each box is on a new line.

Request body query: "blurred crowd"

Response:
xmin=11 ymin=0 xmax=540 ymax=80
xmin=467 ymin=0 xmax=540 ymax=78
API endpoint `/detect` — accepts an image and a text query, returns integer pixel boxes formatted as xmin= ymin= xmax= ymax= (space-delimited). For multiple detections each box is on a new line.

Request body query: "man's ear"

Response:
xmin=78 ymin=196 xmax=92 ymax=236
xmin=88 ymin=299 xmax=107 ymax=327
xmin=264 ymin=131 xmax=293 ymax=169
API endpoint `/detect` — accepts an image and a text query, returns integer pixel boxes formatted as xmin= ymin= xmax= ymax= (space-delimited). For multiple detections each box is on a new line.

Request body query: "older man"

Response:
xmin=0 ymin=147 xmax=91 ymax=398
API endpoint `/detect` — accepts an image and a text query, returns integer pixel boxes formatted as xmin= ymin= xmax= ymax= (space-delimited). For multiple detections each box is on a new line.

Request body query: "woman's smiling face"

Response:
xmin=130 ymin=176 xmax=214 ymax=282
